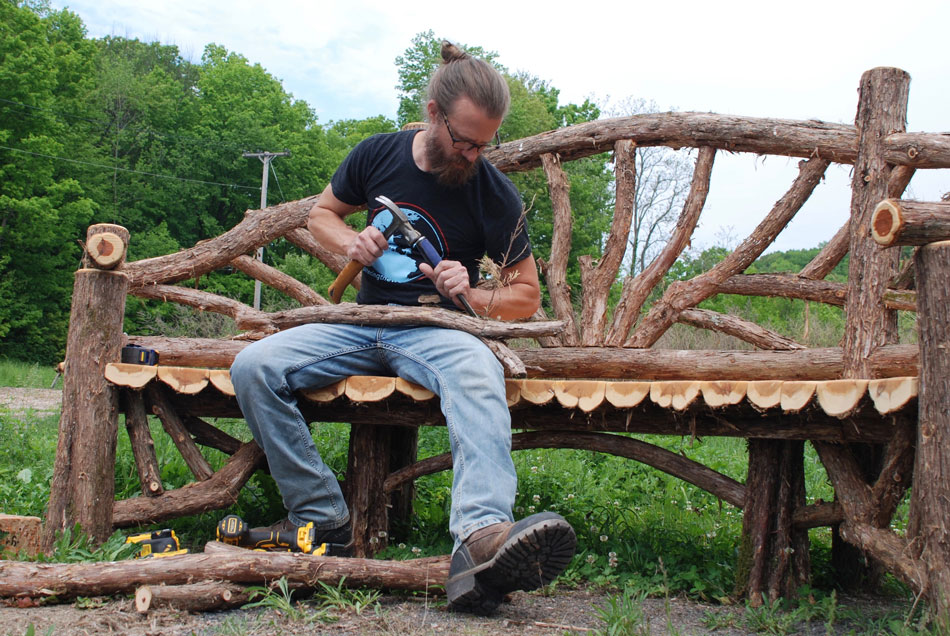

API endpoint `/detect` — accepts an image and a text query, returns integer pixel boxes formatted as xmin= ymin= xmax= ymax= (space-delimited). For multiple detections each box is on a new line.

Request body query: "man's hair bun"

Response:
xmin=440 ymin=40 xmax=470 ymax=64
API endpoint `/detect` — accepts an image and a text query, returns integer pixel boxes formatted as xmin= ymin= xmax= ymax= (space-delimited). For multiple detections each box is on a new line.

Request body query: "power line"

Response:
xmin=0 ymin=144 xmax=261 ymax=191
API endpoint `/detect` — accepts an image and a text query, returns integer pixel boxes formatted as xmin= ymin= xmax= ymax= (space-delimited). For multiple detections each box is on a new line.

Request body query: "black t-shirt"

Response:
xmin=330 ymin=130 xmax=531 ymax=310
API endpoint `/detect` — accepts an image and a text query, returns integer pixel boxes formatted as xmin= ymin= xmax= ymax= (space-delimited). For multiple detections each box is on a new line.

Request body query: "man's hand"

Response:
xmin=419 ymin=260 xmax=471 ymax=310
xmin=347 ymin=226 xmax=389 ymax=266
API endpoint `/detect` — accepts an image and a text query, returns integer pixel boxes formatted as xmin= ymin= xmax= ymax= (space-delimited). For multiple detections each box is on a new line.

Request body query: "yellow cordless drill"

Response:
xmin=216 ymin=515 xmax=349 ymax=556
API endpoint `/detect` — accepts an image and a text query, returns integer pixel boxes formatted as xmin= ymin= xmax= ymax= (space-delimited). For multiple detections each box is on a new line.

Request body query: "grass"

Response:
xmin=0 ymin=359 xmax=59 ymax=388
xmin=0 ymin=357 xmax=941 ymax=633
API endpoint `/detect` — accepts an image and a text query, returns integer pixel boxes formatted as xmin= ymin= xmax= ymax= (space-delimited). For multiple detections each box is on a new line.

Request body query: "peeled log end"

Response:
xmin=872 ymin=199 xmax=903 ymax=246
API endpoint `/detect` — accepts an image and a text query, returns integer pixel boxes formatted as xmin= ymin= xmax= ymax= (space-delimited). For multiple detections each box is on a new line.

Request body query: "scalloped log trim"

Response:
xmin=104 ymin=363 xmax=918 ymax=417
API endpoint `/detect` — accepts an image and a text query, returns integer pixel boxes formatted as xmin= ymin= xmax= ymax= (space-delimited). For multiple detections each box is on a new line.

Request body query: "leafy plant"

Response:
xmin=594 ymin=585 xmax=650 ymax=636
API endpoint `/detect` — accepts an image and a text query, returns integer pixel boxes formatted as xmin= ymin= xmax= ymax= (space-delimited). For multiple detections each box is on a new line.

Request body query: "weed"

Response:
xmin=313 ymin=577 xmax=381 ymax=616
xmin=594 ymin=585 xmax=651 ymax=636
xmin=243 ymin=577 xmax=332 ymax=624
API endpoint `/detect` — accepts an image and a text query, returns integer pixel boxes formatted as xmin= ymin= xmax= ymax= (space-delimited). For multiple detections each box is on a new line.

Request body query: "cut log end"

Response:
xmin=86 ymin=232 xmax=127 ymax=269
xmin=871 ymin=199 xmax=903 ymax=246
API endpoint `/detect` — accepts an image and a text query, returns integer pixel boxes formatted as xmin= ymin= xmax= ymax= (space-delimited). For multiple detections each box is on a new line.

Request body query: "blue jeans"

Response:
xmin=230 ymin=323 xmax=516 ymax=549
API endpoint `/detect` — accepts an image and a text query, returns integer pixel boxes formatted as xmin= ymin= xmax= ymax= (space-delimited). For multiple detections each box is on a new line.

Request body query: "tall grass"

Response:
xmin=0 ymin=358 xmax=59 ymax=388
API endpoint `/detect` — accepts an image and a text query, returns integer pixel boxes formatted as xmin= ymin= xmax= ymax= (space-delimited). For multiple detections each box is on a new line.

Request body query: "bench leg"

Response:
xmin=735 ymin=439 xmax=810 ymax=604
xmin=345 ymin=423 xmax=393 ymax=557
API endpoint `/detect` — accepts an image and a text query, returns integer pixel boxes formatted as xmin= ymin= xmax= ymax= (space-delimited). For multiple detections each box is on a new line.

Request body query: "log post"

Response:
xmin=908 ymin=241 xmax=950 ymax=620
xmin=122 ymin=390 xmax=164 ymax=497
xmin=344 ymin=423 xmax=392 ymax=557
xmin=735 ymin=440 xmax=809 ymax=604
xmin=43 ymin=224 xmax=130 ymax=549
xmin=836 ymin=67 xmax=910 ymax=587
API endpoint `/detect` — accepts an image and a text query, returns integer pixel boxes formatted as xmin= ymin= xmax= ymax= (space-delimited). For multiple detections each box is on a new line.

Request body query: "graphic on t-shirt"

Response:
xmin=366 ymin=203 xmax=445 ymax=284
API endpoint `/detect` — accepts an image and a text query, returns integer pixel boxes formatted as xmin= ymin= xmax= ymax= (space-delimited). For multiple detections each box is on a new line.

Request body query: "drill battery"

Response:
xmin=216 ymin=514 xmax=350 ymax=556
xmin=126 ymin=529 xmax=188 ymax=558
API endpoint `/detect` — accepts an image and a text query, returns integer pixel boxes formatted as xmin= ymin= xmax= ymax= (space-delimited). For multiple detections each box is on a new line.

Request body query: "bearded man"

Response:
xmin=230 ymin=41 xmax=576 ymax=615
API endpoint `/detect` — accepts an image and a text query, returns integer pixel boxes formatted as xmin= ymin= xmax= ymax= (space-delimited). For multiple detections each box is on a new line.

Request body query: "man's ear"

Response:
xmin=425 ymin=99 xmax=438 ymax=123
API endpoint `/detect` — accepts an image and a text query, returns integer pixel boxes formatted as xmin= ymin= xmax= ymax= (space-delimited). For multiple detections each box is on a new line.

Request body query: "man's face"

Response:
xmin=424 ymin=127 xmax=479 ymax=187
xmin=425 ymin=97 xmax=502 ymax=187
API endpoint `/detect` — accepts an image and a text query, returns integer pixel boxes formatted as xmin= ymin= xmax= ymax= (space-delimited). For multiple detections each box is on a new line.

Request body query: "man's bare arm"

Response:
xmin=308 ymin=183 xmax=387 ymax=264
xmin=421 ymin=255 xmax=541 ymax=321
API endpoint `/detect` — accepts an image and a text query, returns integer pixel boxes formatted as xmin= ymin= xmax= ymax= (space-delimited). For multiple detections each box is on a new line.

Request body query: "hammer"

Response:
xmin=328 ymin=196 xmax=478 ymax=317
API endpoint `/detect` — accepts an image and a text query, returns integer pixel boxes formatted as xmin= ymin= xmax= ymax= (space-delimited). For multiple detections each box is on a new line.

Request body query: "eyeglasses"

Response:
xmin=441 ymin=111 xmax=500 ymax=152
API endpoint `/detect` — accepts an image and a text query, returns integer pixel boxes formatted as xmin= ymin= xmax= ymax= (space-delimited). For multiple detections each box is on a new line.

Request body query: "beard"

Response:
xmin=424 ymin=132 xmax=479 ymax=187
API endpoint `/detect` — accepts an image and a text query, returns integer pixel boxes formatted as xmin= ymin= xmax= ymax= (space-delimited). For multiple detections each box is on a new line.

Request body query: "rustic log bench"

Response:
xmin=42 ymin=67 xmax=950 ymax=609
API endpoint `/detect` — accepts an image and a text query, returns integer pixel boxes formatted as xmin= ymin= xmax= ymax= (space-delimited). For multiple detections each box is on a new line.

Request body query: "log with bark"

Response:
xmin=627 ymin=157 xmax=829 ymax=348
xmin=483 ymin=113 xmax=950 ymax=173
xmin=538 ymin=153 xmax=580 ymax=345
xmin=0 ymin=550 xmax=451 ymax=602
xmin=230 ymin=253 xmax=328 ymax=307
xmin=606 ymin=147 xmax=715 ymax=346
xmin=126 ymin=336 xmax=920 ymax=381
xmin=907 ymin=240 xmax=950 ymax=615
xmin=579 ymin=140 xmax=638 ymax=346
xmin=871 ymin=199 xmax=950 ymax=247
xmin=44 ymin=224 xmax=130 ymax=550
xmin=112 ymin=442 xmax=265 ymax=528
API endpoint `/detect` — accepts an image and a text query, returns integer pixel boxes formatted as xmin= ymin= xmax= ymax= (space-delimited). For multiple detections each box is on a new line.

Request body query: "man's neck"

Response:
xmin=412 ymin=129 xmax=430 ymax=172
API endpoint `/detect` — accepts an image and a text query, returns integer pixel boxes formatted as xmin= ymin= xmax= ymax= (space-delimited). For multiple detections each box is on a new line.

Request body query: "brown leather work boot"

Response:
xmin=446 ymin=512 xmax=576 ymax=615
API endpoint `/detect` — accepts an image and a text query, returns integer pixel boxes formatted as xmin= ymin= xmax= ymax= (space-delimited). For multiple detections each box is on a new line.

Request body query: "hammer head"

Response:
xmin=374 ymin=195 xmax=421 ymax=243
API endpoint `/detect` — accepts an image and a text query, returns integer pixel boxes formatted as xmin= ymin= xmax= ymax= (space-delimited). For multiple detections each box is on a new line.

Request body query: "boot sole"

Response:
xmin=447 ymin=517 xmax=576 ymax=615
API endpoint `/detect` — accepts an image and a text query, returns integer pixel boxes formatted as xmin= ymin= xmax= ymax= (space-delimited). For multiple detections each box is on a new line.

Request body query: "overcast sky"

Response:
xmin=51 ymin=0 xmax=948 ymax=253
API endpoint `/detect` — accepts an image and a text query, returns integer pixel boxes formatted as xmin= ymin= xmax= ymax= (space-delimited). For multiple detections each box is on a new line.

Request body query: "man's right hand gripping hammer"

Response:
xmin=216 ymin=515 xmax=350 ymax=556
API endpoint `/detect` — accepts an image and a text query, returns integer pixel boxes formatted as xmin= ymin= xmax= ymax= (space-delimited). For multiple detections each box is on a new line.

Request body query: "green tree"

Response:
xmin=0 ymin=1 xmax=97 ymax=362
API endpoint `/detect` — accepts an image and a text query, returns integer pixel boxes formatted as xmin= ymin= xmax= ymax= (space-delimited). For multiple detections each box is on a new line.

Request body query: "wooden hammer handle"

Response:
xmin=328 ymin=260 xmax=364 ymax=303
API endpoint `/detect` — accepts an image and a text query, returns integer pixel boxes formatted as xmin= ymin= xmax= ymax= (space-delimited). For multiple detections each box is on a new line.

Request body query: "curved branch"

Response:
xmin=131 ymin=284 xmax=266 ymax=325
xmin=122 ymin=196 xmax=318 ymax=288
xmin=383 ymin=430 xmax=745 ymax=509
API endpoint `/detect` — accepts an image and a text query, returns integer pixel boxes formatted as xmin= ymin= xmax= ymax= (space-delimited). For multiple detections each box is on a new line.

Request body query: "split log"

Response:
xmin=0 ymin=550 xmax=451 ymax=601
xmin=146 ymin=384 xmax=214 ymax=482
xmin=45 ymin=224 xmax=130 ymax=549
xmin=122 ymin=390 xmax=164 ymax=496
xmin=627 ymin=157 xmax=829 ymax=348
xmin=907 ymin=240 xmax=950 ymax=614
xmin=122 ymin=196 xmax=318 ymax=288
xmin=112 ymin=441 xmax=265 ymax=528
xmin=234 ymin=303 xmax=564 ymax=342
xmin=606 ymin=147 xmax=715 ymax=346
xmin=384 ymin=430 xmax=746 ymax=509
xmin=127 ymin=336 xmax=920 ymax=381
xmin=871 ymin=199 xmax=950 ymax=247
xmin=136 ymin=582 xmax=250 ymax=613
xmin=230 ymin=253 xmax=328 ymax=307
xmin=678 ymin=308 xmax=805 ymax=350
xmin=578 ymin=140 xmax=637 ymax=346
xmin=539 ymin=153 xmax=579 ymax=345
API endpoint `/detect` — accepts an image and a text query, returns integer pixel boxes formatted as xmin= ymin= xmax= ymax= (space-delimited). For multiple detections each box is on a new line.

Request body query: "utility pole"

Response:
xmin=243 ymin=150 xmax=290 ymax=310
